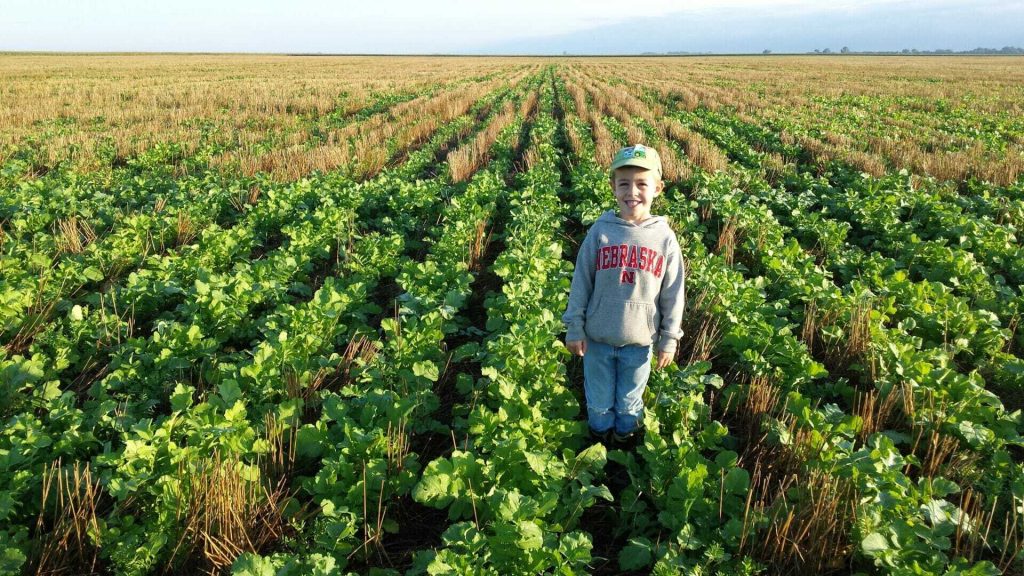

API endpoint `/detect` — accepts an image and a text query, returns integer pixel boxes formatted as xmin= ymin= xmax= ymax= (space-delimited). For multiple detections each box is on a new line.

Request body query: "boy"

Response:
xmin=562 ymin=144 xmax=685 ymax=444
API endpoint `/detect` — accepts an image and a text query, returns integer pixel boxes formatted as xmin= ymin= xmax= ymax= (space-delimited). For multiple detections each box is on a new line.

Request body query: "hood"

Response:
xmin=596 ymin=210 xmax=668 ymax=229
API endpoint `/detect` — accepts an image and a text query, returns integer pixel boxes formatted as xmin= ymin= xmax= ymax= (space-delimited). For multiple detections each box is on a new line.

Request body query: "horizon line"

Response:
xmin=2 ymin=49 xmax=1023 ymax=58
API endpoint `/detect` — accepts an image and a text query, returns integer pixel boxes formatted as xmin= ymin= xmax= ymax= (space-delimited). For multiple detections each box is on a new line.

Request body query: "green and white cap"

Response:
xmin=610 ymin=144 xmax=662 ymax=179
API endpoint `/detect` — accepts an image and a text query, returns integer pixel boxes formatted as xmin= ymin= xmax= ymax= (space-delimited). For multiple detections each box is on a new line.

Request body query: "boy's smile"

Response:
xmin=612 ymin=166 xmax=664 ymax=223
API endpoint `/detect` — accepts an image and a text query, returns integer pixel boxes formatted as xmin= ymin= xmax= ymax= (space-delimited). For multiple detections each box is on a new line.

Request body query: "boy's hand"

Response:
xmin=655 ymin=350 xmax=674 ymax=370
xmin=566 ymin=340 xmax=587 ymax=357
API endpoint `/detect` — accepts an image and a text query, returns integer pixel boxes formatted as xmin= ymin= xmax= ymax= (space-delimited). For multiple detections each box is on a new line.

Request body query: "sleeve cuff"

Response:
xmin=657 ymin=336 xmax=679 ymax=354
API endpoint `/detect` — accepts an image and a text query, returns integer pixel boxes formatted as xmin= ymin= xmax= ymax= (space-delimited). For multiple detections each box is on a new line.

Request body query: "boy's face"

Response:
xmin=611 ymin=166 xmax=663 ymax=223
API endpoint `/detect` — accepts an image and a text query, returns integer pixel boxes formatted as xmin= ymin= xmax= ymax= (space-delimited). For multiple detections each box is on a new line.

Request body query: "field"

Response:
xmin=1 ymin=54 xmax=1023 ymax=575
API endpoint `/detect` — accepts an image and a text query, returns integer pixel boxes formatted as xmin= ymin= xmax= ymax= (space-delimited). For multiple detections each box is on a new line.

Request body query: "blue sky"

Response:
xmin=2 ymin=0 xmax=1021 ymax=54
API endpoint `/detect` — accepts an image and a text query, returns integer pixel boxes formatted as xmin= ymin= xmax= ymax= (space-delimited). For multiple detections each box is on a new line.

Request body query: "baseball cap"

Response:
xmin=610 ymin=144 xmax=662 ymax=179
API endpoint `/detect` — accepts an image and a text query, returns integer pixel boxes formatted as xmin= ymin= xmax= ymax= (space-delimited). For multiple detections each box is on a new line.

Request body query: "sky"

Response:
xmin=1 ymin=0 xmax=1021 ymax=54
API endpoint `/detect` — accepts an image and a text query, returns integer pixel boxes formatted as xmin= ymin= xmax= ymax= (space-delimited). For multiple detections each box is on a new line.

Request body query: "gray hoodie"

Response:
xmin=563 ymin=211 xmax=686 ymax=353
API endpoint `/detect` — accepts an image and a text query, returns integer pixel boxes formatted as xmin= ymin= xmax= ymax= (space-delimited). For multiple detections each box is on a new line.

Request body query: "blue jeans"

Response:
xmin=583 ymin=338 xmax=652 ymax=435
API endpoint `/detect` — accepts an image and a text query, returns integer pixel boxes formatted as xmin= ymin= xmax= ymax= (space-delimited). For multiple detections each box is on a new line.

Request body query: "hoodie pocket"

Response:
xmin=586 ymin=298 xmax=656 ymax=346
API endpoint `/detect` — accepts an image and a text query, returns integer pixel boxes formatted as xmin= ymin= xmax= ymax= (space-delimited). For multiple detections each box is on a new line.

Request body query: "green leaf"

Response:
xmin=929 ymin=477 xmax=960 ymax=499
xmin=230 ymin=552 xmax=277 ymax=576
xmin=1 ymin=546 xmax=27 ymax=574
xmin=380 ymin=317 xmax=399 ymax=335
xmin=0 ymin=491 xmax=16 ymax=520
xmin=714 ymin=450 xmax=739 ymax=469
xmin=225 ymin=400 xmax=247 ymax=421
xmin=574 ymin=442 xmax=607 ymax=469
xmin=412 ymin=361 xmax=439 ymax=381
xmin=954 ymin=560 xmax=1002 ymax=576
xmin=921 ymin=498 xmax=962 ymax=530
xmin=3 ymin=356 xmax=45 ymax=387
xmin=218 ymin=379 xmax=242 ymax=405
xmin=516 ymin=520 xmax=543 ymax=550
xmin=295 ymin=425 xmax=325 ymax=459
xmin=956 ymin=421 xmax=993 ymax=449
xmin=497 ymin=490 xmax=523 ymax=521
xmin=587 ymin=483 xmax=614 ymax=503
xmin=82 ymin=266 xmax=103 ymax=282
xmin=170 ymin=383 xmax=194 ymax=412
xmin=723 ymin=467 xmax=750 ymax=494
xmin=619 ymin=537 xmax=653 ymax=571
xmin=278 ymin=399 xmax=303 ymax=424
xmin=452 ymin=342 xmax=479 ymax=362
xmin=40 ymin=380 xmax=63 ymax=401
xmin=444 ymin=290 xmax=466 ymax=309
xmin=559 ymin=531 xmax=593 ymax=564
xmin=525 ymin=451 xmax=548 ymax=475
xmin=413 ymin=458 xmax=454 ymax=508
xmin=861 ymin=532 xmax=889 ymax=555
xmin=304 ymin=553 xmax=337 ymax=576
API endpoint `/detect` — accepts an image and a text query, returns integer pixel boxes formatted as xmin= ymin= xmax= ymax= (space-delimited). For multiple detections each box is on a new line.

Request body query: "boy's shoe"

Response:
xmin=612 ymin=427 xmax=644 ymax=450
xmin=589 ymin=427 xmax=612 ymax=446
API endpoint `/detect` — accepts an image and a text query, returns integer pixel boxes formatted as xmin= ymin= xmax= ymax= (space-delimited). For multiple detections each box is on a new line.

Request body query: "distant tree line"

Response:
xmin=642 ymin=47 xmax=1024 ymax=56
xmin=800 ymin=46 xmax=1024 ymax=55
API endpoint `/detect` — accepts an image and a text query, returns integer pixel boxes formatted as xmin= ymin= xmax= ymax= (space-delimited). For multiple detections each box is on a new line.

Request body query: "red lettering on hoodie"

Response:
xmin=594 ymin=243 xmax=665 ymax=278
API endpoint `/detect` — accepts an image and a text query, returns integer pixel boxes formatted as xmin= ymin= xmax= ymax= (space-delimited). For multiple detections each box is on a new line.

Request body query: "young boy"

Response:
xmin=562 ymin=144 xmax=685 ymax=444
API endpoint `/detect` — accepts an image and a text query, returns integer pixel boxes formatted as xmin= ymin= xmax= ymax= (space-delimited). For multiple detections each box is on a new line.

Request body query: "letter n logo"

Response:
xmin=620 ymin=270 xmax=635 ymax=284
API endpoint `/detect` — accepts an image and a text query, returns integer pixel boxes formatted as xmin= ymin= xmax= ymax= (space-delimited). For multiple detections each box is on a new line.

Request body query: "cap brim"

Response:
xmin=610 ymin=159 xmax=662 ymax=176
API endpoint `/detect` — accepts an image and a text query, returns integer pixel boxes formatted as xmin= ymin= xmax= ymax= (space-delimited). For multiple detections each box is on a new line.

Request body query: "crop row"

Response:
xmin=408 ymin=73 xmax=610 ymax=574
